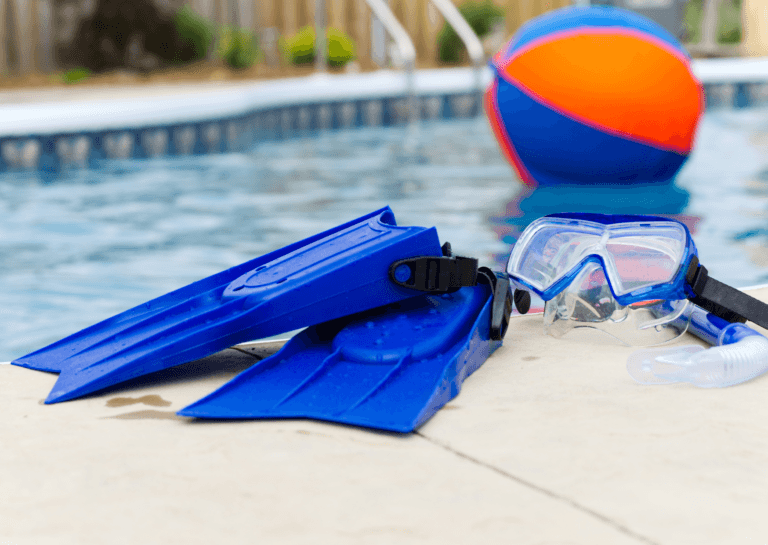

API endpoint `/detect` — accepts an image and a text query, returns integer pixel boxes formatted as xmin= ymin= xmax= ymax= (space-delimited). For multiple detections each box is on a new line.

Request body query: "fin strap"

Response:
xmin=478 ymin=268 xmax=513 ymax=341
xmin=390 ymin=248 xmax=511 ymax=341
xmin=389 ymin=255 xmax=479 ymax=293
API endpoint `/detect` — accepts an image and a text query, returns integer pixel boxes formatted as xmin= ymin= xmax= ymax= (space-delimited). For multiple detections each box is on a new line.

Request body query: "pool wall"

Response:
xmin=2 ymin=59 xmax=768 ymax=172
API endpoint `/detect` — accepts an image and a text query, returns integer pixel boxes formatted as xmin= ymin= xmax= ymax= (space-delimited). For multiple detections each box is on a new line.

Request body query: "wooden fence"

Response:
xmin=1 ymin=0 xmax=51 ymax=75
xmin=0 ymin=0 xmax=646 ymax=77
xmin=207 ymin=0 xmax=573 ymax=68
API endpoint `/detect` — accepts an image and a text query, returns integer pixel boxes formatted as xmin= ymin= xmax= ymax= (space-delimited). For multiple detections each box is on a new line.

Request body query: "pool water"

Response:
xmin=2 ymin=111 xmax=768 ymax=361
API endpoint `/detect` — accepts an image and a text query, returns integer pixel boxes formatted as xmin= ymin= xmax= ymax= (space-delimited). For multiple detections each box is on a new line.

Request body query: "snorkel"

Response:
xmin=627 ymin=304 xmax=768 ymax=388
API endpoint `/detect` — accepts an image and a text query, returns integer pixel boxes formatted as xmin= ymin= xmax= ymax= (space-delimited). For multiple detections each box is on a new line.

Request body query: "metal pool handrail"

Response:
xmin=430 ymin=0 xmax=485 ymax=99
xmin=315 ymin=0 xmax=327 ymax=72
xmin=363 ymin=0 xmax=417 ymax=122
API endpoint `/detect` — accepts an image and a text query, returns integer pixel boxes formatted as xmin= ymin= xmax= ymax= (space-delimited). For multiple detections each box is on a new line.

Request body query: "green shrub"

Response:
xmin=61 ymin=67 xmax=91 ymax=84
xmin=683 ymin=0 xmax=703 ymax=42
xmin=719 ymin=25 xmax=741 ymax=43
xmin=219 ymin=27 xmax=259 ymax=69
xmin=174 ymin=5 xmax=214 ymax=63
xmin=327 ymin=27 xmax=355 ymax=67
xmin=717 ymin=0 xmax=742 ymax=43
xmin=284 ymin=26 xmax=316 ymax=65
xmin=684 ymin=0 xmax=742 ymax=43
xmin=437 ymin=1 xmax=503 ymax=64
xmin=283 ymin=26 xmax=355 ymax=67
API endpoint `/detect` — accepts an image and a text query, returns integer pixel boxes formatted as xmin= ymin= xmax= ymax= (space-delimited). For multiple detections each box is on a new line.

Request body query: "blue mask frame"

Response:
xmin=508 ymin=212 xmax=768 ymax=329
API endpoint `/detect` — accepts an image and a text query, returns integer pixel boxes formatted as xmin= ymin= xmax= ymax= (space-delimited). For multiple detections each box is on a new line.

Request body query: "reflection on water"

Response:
xmin=1 ymin=110 xmax=768 ymax=360
xmin=491 ymin=181 xmax=696 ymax=313
xmin=493 ymin=181 xmax=695 ymax=252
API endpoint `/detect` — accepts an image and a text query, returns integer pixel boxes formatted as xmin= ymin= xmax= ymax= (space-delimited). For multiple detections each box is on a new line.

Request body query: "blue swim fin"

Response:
xmin=13 ymin=208 xmax=468 ymax=404
xmin=178 ymin=270 xmax=511 ymax=433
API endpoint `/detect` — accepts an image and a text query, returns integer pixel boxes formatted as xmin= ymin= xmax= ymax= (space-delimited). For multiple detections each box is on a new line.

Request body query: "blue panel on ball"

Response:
xmin=500 ymin=6 xmax=687 ymax=62
xmin=493 ymin=77 xmax=688 ymax=186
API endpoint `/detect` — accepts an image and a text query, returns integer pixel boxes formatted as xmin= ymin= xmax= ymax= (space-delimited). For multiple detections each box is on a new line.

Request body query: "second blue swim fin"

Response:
xmin=14 ymin=207 xmax=476 ymax=404
xmin=178 ymin=270 xmax=512 ymax=432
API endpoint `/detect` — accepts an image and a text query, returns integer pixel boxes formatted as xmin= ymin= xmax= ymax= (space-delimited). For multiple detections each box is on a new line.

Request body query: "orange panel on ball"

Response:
xmin=499 ymin=32 xmax=703 ymax=154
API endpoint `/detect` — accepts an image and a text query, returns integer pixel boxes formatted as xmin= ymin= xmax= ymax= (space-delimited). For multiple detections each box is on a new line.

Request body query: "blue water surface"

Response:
xmin=2 ymin=111 xmax=768 ymax=361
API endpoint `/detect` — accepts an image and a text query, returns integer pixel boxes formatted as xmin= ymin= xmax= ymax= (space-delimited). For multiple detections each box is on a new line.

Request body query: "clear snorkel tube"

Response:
xmin=542 ymin=262 xmax=692 ymax=346
xmin=537 ymin=262 xmax=768 ymax=387
xmin=627 ymin=304 xmax=768 ymax=387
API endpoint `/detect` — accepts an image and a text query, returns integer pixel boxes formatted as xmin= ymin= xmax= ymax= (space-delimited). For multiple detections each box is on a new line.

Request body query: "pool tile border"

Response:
xmin=1 ymin=60 xmax=768 ymax=173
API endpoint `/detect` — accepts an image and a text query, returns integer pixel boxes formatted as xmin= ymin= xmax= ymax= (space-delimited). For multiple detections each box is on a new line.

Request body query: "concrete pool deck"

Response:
xmin=4 ymin=59 xmax=768 ymax=544
xmin=3 ymin=288 xmax=768 ymax=544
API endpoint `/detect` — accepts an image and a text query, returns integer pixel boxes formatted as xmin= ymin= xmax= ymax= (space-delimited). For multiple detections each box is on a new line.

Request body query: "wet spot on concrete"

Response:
xmin=106 ymin=394 xmax=172 ymax=408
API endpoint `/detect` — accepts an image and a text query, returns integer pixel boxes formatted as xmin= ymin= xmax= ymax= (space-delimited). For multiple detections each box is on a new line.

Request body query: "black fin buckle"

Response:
xmin=389 ymin=242 xmax=478 ymax=293
xmin=477 ymin=267 xmax=513 ymax=341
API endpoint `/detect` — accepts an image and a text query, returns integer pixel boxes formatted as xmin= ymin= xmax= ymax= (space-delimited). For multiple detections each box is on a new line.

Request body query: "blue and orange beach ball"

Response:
xmin=485 ymin=7 xmax=704 ymax=187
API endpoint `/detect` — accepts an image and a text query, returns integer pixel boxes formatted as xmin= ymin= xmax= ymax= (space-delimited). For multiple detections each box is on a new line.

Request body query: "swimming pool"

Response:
xmin=2 ymin=108 xmax=768 ymax=361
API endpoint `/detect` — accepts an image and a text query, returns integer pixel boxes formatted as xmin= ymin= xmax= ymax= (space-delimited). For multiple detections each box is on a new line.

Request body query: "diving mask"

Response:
xmin=507 ymin=213 xmax=768 ymax=330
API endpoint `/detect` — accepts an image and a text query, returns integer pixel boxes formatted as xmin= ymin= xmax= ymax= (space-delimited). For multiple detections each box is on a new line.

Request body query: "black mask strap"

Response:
xmin=687 ymin=256 xmax=768 ymax=328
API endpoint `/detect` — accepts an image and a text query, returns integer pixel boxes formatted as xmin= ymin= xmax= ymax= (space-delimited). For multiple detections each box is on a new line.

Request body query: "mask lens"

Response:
xmin=543 ymin=262 xmax=690 ymax=346
xmin=604 ymin=224 xmax=687 ymax=296
xmin=508 ymin=217 xmax=690 ymax=302
xmin=508 ymin=220 xmax=602 ymax=295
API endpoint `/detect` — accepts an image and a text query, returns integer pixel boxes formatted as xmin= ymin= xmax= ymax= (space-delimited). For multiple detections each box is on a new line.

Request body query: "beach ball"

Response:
xmin=485 ymin=6 xmax=704 ymax=187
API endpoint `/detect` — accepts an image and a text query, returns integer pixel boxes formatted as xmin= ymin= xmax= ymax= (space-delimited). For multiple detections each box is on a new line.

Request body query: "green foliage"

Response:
xmin=437 ymin=1 xmax=503 ymax=64
xmin=61 ymin=68 xmax=91 ymax=84
xmin=175 ymin=6 xmax=259 ymax=69
xmin=683 ymin=0 xmax=742 ymax=44
xmin=219 ymin=27 xmax=260 ymax=69
xmin=717 ymin=0 xmax=742 ymax=43
xmin=683 ymin=0 xmax=703 ymax=42
xmin=283 ymin=26 xmax=356 ymax=67
xmin=284 ymin=26 xmax=316 ymax=65
xmin=174 ymin=5 xmax=214 ymax=63
xmin=327 ymin=27 xmax=355 ymax=68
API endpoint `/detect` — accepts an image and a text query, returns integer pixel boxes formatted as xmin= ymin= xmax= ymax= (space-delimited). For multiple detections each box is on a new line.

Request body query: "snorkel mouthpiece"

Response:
xmin=628 ymin=304 xmax=768 ymax=388
xmin=627 ymin=335 xmax=768 ymax=388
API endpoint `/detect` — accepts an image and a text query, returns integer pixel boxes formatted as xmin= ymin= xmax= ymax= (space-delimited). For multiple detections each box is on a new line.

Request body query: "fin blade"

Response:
xmin=180 ymin=285 xmax=501 ymax=433
xmin=19 ymin=208 xmax=446 ymax=403
xmin=12 ymin=207 xmax=401 ymax=373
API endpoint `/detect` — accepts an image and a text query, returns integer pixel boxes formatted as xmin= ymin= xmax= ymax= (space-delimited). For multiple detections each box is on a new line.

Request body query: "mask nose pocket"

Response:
xmin=543 ymin=262 xmax=690 ymax=347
